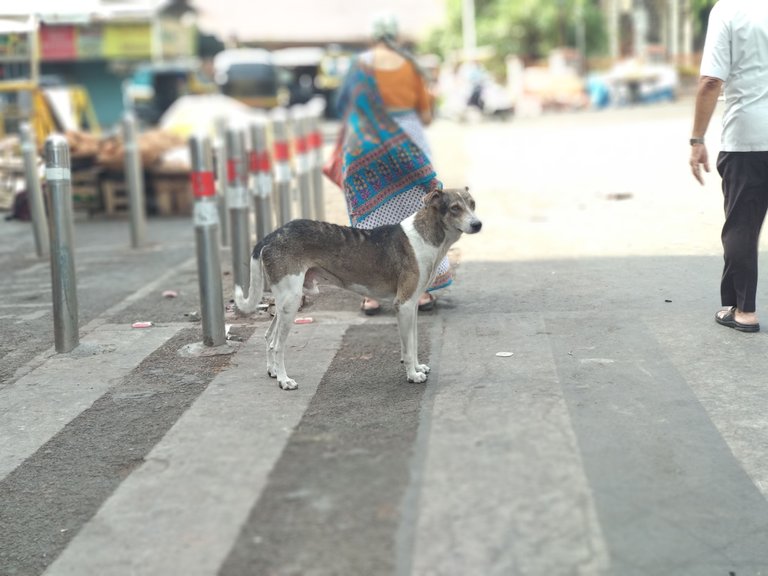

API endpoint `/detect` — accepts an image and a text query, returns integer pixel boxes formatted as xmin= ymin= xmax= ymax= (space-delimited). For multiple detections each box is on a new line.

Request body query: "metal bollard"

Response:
xmin=271 ymin=107 xmax=292 ymax=226
xmin=291 ymin=105 xmax=313 ymax=220
xmin=214 ymin=117 xmax=230 ymax=246
xmin=225 ymin=125 xmax=252 ymax=295
xmin=189 ymin=134 xmax=226 ymax=348
xmin=20 ymin=123 xmax=49 ymax=257
xmin=122 ymin=113 xmax=147 ymax=248
xmin=306 ymin=102 xmax=326 ymax=222
xmin=45 ymin=135 xmax=79 ymax=353
xmin=248 ymin=114 xmax=274 ymax=241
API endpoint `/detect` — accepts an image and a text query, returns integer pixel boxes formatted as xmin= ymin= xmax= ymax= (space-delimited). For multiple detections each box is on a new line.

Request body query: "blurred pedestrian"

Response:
xmin=690 ymin=0 xmax=768 ymax=333
xmin=335 ymin=12 xmax=449 ymax=316
xmin=460 ymin=58 xmax=488 ymax=112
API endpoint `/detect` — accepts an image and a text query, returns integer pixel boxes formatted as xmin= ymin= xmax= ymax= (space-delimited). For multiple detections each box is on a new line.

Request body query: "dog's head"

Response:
xmin=424 ymin=185 xmax=482 ymax=235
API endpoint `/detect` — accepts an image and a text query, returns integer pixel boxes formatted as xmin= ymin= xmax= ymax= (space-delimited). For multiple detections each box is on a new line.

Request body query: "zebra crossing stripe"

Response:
xmin=43 ymin=322 xmax=345 ymax=576
xmin=0 ymin=323 xmax=185 ymax=482
xmin=408 ymin=312 xmax=609 ymax=574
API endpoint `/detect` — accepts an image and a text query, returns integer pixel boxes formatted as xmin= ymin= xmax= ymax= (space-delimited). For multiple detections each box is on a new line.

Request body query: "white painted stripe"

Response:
xmin=193 ymin=200 xmax=220 ymax=227
xmin=45 ymin=167 xmax=71 ymax=181
xmin=407 ymin=313 xmax=609 ymax=575
xmin=44 ymin=321 xmax=346 ymax=576
xmin=0 ymin=323 xmax=185 ymax=481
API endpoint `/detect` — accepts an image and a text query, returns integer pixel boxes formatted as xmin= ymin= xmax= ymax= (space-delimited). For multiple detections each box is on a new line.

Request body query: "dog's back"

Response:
xmin=253 ymin=220 xmax=419 ymax=302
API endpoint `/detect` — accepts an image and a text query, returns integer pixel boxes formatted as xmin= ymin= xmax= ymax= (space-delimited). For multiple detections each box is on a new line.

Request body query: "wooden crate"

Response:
xmin=71 ymin=166 xmax=102 ymax=215
xmin=151 ymin=170 xmax=192 ymax=216
xmin=100 ymin=177 xmax=129 ymax=216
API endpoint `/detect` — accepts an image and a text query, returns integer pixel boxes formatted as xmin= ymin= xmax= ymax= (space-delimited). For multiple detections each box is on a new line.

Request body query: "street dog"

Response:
xmin=234 ymin=186 xmax=481 ymax=390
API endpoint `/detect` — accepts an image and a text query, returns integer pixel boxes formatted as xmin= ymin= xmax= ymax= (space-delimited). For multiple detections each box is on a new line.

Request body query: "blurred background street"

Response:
xmin=4 ymin=2 xmax=768 ymax=576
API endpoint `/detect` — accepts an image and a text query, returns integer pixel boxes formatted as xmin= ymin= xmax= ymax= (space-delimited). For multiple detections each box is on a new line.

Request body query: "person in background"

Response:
xmin=460 ymin=58 xmax=487 ymax=113
xmin=689 ymin=0 xmax=768 ymax=333
xmin=336 ymin=13 xmax=449 ymax=316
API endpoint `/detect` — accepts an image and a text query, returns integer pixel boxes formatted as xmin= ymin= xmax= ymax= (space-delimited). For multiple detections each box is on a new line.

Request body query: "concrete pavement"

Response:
xmin=3 ymin=98 xmax=768 ymax=575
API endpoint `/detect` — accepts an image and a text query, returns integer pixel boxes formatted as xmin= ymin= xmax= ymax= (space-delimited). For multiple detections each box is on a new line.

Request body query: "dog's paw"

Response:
xmin=279 ymin=378 xmax=298 ymax=391
xmin=415 ymin=363 xmax=431 ymax=374
xmin=267 ymin=366 xmax=278 ymax=378
xmin=407 ymin=371 xmax=428 ymax=384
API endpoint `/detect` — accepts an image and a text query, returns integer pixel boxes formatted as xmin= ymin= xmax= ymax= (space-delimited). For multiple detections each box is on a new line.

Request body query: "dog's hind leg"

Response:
xmin=264 ymin=313 xmax=279 ymax=378
xmin=396 ymin=300 xmax=429 ymax=383
xmin=271 ymin=274 xmax=304 ymax=390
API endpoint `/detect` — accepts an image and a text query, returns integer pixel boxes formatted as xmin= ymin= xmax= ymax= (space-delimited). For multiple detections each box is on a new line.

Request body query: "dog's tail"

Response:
xmin=234 ymin=248 xmax=264 ymax=314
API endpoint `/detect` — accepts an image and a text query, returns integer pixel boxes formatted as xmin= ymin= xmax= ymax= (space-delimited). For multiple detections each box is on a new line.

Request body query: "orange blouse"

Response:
xmin=373 ymin=62 xmax=431 ymax=116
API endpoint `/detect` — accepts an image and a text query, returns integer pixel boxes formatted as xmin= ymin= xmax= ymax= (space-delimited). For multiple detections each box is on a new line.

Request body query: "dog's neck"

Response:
xmin=411 ymin=207 xmax=461 ymax=249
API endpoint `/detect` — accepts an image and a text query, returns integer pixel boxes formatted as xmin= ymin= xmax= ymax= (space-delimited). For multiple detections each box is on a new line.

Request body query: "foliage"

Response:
xmin=421 ymin=0 xmax=721 ymax=71
xmin=691 ymin=0 xmax=716 ymax=12
xmin=421 ymin=0 xmax=607 ymax=75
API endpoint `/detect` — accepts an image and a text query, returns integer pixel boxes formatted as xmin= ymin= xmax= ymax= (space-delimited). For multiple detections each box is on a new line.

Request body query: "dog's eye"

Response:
xmin=450 ymin=204 xmax=462 ymax=213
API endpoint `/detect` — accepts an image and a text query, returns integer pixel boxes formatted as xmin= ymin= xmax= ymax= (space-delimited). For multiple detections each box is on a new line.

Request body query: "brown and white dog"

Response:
xmin=235 ymin=186 xmax=481 ymax=390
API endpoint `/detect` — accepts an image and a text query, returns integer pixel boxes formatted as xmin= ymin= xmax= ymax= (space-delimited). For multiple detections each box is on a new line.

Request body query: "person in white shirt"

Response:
xmin=690 ymin=0 xmax=768 ymax=333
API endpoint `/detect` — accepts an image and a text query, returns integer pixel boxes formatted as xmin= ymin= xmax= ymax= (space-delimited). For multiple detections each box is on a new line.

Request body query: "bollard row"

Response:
xmin=210 ymin=100 xmax=326 ymax=234
xmin=22 ymin=103 xmax=326 ymax=354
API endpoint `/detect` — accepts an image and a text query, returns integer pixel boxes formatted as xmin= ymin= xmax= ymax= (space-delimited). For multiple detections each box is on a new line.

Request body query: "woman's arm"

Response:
xmin=414 ymin=66 xmax=433 ymax=126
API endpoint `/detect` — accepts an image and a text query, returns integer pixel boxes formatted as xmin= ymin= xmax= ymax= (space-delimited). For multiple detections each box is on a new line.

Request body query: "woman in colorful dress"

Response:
xmin=336 ymin=13 xmax=450 ymax=315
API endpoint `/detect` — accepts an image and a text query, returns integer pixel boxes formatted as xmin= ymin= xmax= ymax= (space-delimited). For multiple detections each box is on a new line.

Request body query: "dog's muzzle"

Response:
xmin=469 ymin=219 xmax=482 ymax=233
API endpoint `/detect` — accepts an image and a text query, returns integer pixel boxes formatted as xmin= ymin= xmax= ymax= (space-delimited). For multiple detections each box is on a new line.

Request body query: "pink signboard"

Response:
xmin=40 ymin=25 xmax=77 ymax=61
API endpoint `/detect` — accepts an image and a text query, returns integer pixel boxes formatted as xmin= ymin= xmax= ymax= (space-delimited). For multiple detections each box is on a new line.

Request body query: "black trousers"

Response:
xmin=717 ymin=151 xmax=768 ymax=312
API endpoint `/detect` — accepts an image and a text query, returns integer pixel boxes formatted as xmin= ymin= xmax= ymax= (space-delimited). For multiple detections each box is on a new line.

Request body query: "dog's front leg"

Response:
xmin=411 ymin=305 xmax=430 ymax=375
xmin=397 ymin=301 xmax=428 ymax=383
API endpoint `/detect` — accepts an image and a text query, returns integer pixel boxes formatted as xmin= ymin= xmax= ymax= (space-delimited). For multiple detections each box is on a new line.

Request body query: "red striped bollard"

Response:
xmin=248 ymin=114 xmax=274 ymax=241
xmin=271 ymin=107 xmax=293 ymax=226
xmin=307 ymin=98 xmax=326 ymax=221
xmin=291 ymin=104 xmax=313 ymax=219
xmin=189 ymin=134 xmax=225 ymax=347
xmin=225 ymin=124 xmax=252 ymax=295
xmin=213 ymin=117 xmax=230 ymax=246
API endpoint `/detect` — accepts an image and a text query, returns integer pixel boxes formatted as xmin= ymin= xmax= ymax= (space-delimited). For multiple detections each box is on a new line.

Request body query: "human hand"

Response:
xmin=690 ymin=144 xmax=709 ymax=185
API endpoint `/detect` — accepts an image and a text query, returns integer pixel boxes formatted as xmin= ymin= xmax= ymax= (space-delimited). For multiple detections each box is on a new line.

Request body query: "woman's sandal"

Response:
xmin=418 ymin=293 xmax=437 ymax=312
xmin=361 ymin=298 xmax=381 ymax=316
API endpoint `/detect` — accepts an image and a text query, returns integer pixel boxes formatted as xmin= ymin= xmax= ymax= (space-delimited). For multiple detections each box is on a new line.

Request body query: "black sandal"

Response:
xmin=418 ymin=293 xmax=437 ymax=312
xmin=361 ymin=298 xmax=381 ymax=316
xmin=715 ymin=307 xmax=760 ymax=332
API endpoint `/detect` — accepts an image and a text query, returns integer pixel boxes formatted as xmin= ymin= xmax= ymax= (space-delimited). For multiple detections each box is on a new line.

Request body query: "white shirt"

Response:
xmin=700 ymin=0 xmax=768 ymax=151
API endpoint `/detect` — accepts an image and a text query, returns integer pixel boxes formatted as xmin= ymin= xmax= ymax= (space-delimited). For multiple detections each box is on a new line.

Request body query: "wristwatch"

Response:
xmin=689 ymin=137 xmax=705 ymax=145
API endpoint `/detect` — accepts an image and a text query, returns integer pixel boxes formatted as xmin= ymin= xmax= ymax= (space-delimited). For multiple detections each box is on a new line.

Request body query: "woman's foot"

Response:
xmin=715 ymin=306 xmax=760 ymax=332
xmin=361 ymin=298 xmax=381 ymax=316
xmin=418 ymin=292 xmax=436 ymax=312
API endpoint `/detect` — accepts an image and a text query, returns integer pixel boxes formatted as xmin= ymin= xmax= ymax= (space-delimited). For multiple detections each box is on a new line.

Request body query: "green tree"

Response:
xmin=691 ymin=0 xmax=716 ymax=12
xmin=422 ymin=0 xmax=607 ymax=70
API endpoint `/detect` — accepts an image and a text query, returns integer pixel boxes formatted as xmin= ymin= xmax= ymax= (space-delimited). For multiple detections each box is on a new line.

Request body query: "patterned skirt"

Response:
xmin=354 ymin=110 xmax=451 ymax=291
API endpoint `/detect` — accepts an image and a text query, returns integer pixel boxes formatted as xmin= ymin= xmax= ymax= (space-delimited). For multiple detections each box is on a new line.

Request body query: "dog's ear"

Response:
xmin=422 ymin=180 xmax=445 ymax=209
xmin=422 ymin=188 xmax=442 ymax=208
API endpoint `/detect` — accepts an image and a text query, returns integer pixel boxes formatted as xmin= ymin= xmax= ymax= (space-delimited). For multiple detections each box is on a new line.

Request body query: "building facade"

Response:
xmin=601 ymin=0 xmax=700 ymax=64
